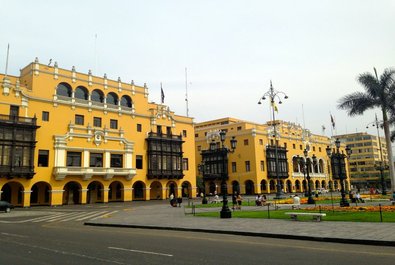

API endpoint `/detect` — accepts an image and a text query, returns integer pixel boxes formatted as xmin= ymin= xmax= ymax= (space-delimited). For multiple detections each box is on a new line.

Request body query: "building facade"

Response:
xmin=335 ymin=132 xmax=389 ymax=189
xmin=195 ymin=118 xmax=351 ymax=195
xmin=0 ymin=58 xmax=196 ymax=207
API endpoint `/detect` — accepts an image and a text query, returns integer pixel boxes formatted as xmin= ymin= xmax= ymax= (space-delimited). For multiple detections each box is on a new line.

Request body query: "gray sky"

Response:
xmin=1 ymin=0 xmax=395 ymax=141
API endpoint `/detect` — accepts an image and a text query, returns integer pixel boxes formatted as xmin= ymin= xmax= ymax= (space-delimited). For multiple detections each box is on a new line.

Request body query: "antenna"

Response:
xmin=185 ymin=67 xmax=189 ymax=117
xmin=94 ymin=34 xmax=98 ymax=73
xmin=5 ymin=44 xmax=10 ymax=77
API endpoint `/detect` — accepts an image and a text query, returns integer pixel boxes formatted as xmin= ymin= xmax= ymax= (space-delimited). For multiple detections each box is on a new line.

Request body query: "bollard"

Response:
xmin=379 ymin=203 xmax=383 ymax=222
xmin=267 ymin=204 xmax=270 ymax=219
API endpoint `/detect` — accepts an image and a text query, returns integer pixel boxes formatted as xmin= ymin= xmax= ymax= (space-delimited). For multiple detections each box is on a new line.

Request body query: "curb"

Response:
xmin=84 ymin=222 xmax=395 ymax=247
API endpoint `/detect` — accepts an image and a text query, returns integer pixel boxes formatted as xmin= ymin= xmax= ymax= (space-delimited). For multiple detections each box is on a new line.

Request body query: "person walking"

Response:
xmin=236 ymin=193 xmax=243 ymax=210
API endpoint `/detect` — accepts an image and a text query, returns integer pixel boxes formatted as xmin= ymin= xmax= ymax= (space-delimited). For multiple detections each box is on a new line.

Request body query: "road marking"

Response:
xmin=76 ymin=210 xmax=111 ymax=221
xmin=1 ymin=232 xmax=28 ymax=238
xmin=108 ymin=246 xmax=173 ymax=257
xmin=90 ymin=210 xmax=119 ymax=220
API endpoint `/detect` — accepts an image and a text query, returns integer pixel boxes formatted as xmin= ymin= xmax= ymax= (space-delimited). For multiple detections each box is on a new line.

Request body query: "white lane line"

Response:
xmin=76 ymin=211 xmax=110 ymax=221
xmin=29 ymin=212 xmax=70 ymax=223
xmin=45 ymin=212 xmax=85 ymax=222
xmin=59 ymin=212 xmax=98 ymax=222
xmin=89 ymin=210 xmax=119 ymax=220
xmin=108 ymin=246 xmax=173 ymax=257
xmin=1 ymin=232 xmax=28 ymax=238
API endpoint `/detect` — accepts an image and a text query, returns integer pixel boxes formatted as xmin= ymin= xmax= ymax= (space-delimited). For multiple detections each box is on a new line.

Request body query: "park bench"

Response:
xmin=285 ymin=212 xmax=326 ymax=222
xmin=275 ymin=204 xmax=301 ymax=210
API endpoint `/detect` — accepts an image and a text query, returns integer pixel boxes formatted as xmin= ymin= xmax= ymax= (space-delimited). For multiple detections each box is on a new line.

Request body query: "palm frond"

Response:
xmin=358 ymin=73 xmax=380 ymax=98
xmin=337 ymin=92 xmax=377 ymax=116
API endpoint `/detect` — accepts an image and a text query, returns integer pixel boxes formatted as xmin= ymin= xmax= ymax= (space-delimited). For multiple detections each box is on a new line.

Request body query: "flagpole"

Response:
xmin=5 ymin=44 xmax=10 ymax=78
xmin=185 ymin=67 xmax=189 ymax=117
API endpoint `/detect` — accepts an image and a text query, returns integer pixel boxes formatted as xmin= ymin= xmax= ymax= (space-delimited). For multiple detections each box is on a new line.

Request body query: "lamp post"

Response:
xmin=366 ymin=114 xmax=387 ymax=195
xmin=218 ymin=131 xmax=237 ymax=218
xmin=326 ymin=138 xmax=352 ymax=207
xmin=258 ymin=81 xmax=288 ymax=199
xmin=297 ymin=150 xmax=316 ymax=204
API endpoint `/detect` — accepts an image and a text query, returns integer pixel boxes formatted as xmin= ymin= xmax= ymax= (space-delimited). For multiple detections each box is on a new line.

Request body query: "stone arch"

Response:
xmin=107 ymin=92 xmax=119 ymax=105
xmin=231 ymin=181 xmax=240 ymax=194
xmin=245 ymin=180 xmax=255 ymax=195
xmin=63 ymin=181 xmax=82 ymax=205
xmin=1 ymin=182 xmax=24 ymax=206
xmin=208 ymin=181 xmax=217 ymax=195
xmin=150 ymin=181 xmax=163 ymax=200
xmin=166 ymin=181 xmax=178 ymax=198
xmin=91 ymin=89 xmax=104 ymax=103
xmin=292 ymin=156 xmax=299 ymax=172
xmin=109 ymin=181 xmax=124 ymax=202
xmin=133 ymin=181 xmax=146 ymax=200
xmin=181 ymin=181 xmax=192 ymax=198
xmin=87 ymin=181 xmax=104 ymax=203
xmin=30 ymin=181 xmax=51 ymax=206
xmin=260 ymin=180 xmax=267 ymax=192
xmin=120 ymin=95 xmax=132 ymax=108
xmin=334 ymin=180 xmax=339 ymax=190
xmin=315 ymin=180 xmax=320 ymax=189
xmin=328 ymin=180 xmax=333 ymax=190
xmin=302 ymin=179 xmax=307 ymax=192
xmin=295 ymin=180 xmax=301 ymax=192
xmin=286 ymin=180 xmax=292 ymax=193
xmin=319 ymin=159 xmax=324 ymax=173
xmin=269 ymin=180 xmax=276 ymax=192
xmin=321 ymin=180 xmax=326 ymax=190
xmin=75 ymin=85 xmax=89 ymax=100
xmin=56 ymin=82 xmax=72 ymax=97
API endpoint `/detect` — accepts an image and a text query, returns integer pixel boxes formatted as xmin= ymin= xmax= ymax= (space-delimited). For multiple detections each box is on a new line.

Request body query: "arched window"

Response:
xmin=91 ymin=89 xmax=104 ymax=103
xmin=120 ymin=95 xmax=132 ymax=108
xmin=75 ymin=86 xmax=88 ymax=100
xmin=319 ymin=159 xmax=324 ymax=173
xmin=107 ymin=92 xmax=118 ymax=105
xmin=56 ymin=82 xmax=72 ymax=97
xmin=292 ymin=157 xmax=299 ymax=173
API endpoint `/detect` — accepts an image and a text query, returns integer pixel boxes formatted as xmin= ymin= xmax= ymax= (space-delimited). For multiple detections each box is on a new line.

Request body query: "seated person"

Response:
xmin=260 ymin=195 xmax=267 ymax=206
xmin=292 ymin=195 xmax=301 ymax=209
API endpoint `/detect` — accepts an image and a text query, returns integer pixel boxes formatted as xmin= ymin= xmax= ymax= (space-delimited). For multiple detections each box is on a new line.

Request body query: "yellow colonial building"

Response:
xmin=195 ymin=117 xmax=351 ymax=195
xmin=0 ymin=58 xmax=196 ymax=207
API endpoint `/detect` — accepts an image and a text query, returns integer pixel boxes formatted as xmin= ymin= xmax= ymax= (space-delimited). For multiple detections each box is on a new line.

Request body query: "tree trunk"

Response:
xmin=382 ymin=111 xmax=395 ymax=197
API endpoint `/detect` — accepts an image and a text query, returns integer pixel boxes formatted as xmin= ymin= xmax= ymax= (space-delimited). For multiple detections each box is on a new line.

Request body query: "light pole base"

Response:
xmin=220 ymin=209 xmax=232 ymax=218
xmin=307 ymin=197 xmax=315 ymax=204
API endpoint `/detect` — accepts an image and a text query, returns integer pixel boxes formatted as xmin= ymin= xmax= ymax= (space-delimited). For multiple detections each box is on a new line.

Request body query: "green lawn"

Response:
xmin=193 ymin=209 xmax=395 ymax=222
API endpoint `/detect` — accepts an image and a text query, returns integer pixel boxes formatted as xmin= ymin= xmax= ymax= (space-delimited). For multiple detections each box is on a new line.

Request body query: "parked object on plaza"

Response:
xmin=0 ymin=201 xmax=14 ymax=213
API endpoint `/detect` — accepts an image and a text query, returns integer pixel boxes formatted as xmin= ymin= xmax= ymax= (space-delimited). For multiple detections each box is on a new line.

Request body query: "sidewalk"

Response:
xmin=85 ymin=200 xmax=395 ymax=246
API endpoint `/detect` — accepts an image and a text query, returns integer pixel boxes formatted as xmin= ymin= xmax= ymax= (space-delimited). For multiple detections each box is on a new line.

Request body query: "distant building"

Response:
xmin=335 ymin=132 xmax=389 ymax=189
xmin=0 ymin=58 xmax=196 ymax=207
xmin=195 ymin=117 xmax=351 ymax=195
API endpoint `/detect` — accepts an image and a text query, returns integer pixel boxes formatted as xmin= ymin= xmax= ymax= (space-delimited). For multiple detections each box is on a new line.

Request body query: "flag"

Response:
xmin=330 ymin=114 xmax=335 ymax=128
xmin=161 ymin=83 xmax=165 ymax=104
xmin=271 ymin=101 xmax=278 ymax=112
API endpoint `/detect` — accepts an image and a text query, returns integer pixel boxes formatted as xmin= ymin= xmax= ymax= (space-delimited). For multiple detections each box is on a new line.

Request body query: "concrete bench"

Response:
xmin=391 ymin=201 xmax=395 ymax=206
xmin=285 ymin=212 xmax=326 ymax=222
xmin=275 ymin=204 xmax=301 ymax=210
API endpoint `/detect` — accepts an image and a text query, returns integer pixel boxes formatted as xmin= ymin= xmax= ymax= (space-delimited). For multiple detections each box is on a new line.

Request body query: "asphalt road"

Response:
xmin=0 ymin=204 xmax=394 ymax=265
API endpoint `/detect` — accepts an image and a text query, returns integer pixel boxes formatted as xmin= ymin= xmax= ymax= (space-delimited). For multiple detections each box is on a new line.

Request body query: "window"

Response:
xmin=259 ymin=139 xmax=263 ymax=145
xmin=293 ymin=144 xmax=296 ymax=149
xmin=284 ymin=143 xmax=287 ymax=149
xmin=183 ymin=130 xmax=187 ymax=137
xmin=195 ymin=133 xmax=199 ymax=137
xmin=90 ymin=153 xmax=103 ymax=167
xmin=312 ymin=146 xmax=316 ymax=152
xmin=182 ymin=158 xmax=189 ymax=170
xmin=137 ymin=124 xmax=142 ymax=132
xmin=166 ymin=126 xmax=172 ymax=136
xmin=110 ymin=119 xmax=118 ymax=129
xmin=198 ymin=146 xmax=201 ymax=151
xmin=136 ymin=155 xmax=143 ymax=169
xmin=75 ymin=114 xmax=84 ymax=125
xmin=245 ymin=161 xmax=250 ymax=172
xmin=38 ymin=150 xmax=49 ymax=167
xmin=237 ymin=126 xmax=242 ymax=131
xmin=244 ymin=139 xmax=249 ymax=146
xmin=260 ymin=161 xmax=265 ymax=171
xmin=110 ymin=154 xmax=123 ymax=168
xmin=157 ymin=125 xmax=162 ymax=135
xmin=67 ymin=152 xmax=81 ymax=167
xmin=42 ymin=111 xmax=49 ymax=122
xmin=94 ymin=117 xmax=102 ymax=127
xmin=299 ymin=144 xmax=303 ymax=150
xmin=232 ymin=162 xmax=237 ymax=173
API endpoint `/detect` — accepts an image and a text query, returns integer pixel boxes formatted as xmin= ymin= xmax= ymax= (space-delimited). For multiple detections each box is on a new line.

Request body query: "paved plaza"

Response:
xmin=85 ymin=199 xmax=395 ymax=246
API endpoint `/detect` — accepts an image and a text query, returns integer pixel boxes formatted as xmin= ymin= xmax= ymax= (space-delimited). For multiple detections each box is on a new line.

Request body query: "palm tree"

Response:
xmin=338 ymin=68 xmax=395 ymax=198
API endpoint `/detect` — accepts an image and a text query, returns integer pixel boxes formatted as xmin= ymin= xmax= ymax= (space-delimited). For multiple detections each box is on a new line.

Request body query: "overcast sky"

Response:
xmin=1 ymin=0 xmax=395 ymax=142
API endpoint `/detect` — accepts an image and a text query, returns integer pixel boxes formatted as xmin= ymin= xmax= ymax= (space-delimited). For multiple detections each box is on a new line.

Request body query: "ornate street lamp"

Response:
xmin=297 ymin=150 xmax=315 ymax=204
xmin=366 ymin=114 xmax=387 ymax=195
xmin=218 ymin=131 xmax=237 ymax=218
xmin=326 ymin=139 xmax=352 ymax=207
xmin=258 ymin=81 xmax=288 ymax=199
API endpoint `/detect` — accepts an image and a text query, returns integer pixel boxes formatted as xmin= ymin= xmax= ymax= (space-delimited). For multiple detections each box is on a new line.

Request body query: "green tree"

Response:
xmin=338 ymin=68 xmax=395 ymax=198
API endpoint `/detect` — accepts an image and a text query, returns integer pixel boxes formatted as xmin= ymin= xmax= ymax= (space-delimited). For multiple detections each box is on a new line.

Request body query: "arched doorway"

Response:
xmin=302 ymin=180 xmax=307 ymax=192
xmin=87 ymin=181 xmax=104 ymax=203
xmin=181 ymin=181 xmax=192 ymax=198
xmin=133 ymin=181 xmax=145 ymax=200
xmin=260 ymin=180 xmax=267 ymax=193
xmin=150 ymin=181 xmax=162 ymax=200
xmin=63 ymin=182 xmax=81 ymax=205
xmin=167 ymin=182 xmax=177 ymax=198
xmin=315 ymin=180 xmax=320 ymax=189
xmin=109 ymin=181 xmax=123 ymax=202
xmin=295 ymin=180 xmax=301 ymax=192
xmin=334 ymin=181 xmax=339 ymax=190
xmin=209 ymin=181 xmax=217 ymax=195
xmin=231 ymin=181 xmax=240 ymax=194
xmin=328 ymin=180 xmax=333 ymax=190
xmin=321 ymin=180 xmax=326 ymax=190
xmin=30 ymin=182 xmax=51 ymax=206
xmin=286 ymin=180 xmax=292 ymax=193
xmin=1 ymin=182 xmax=24 ymax=206
xmin=269 ymin=180 xmax=276 ymax=193
xmin=245 ymin=180 xmax=254 ymax=195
